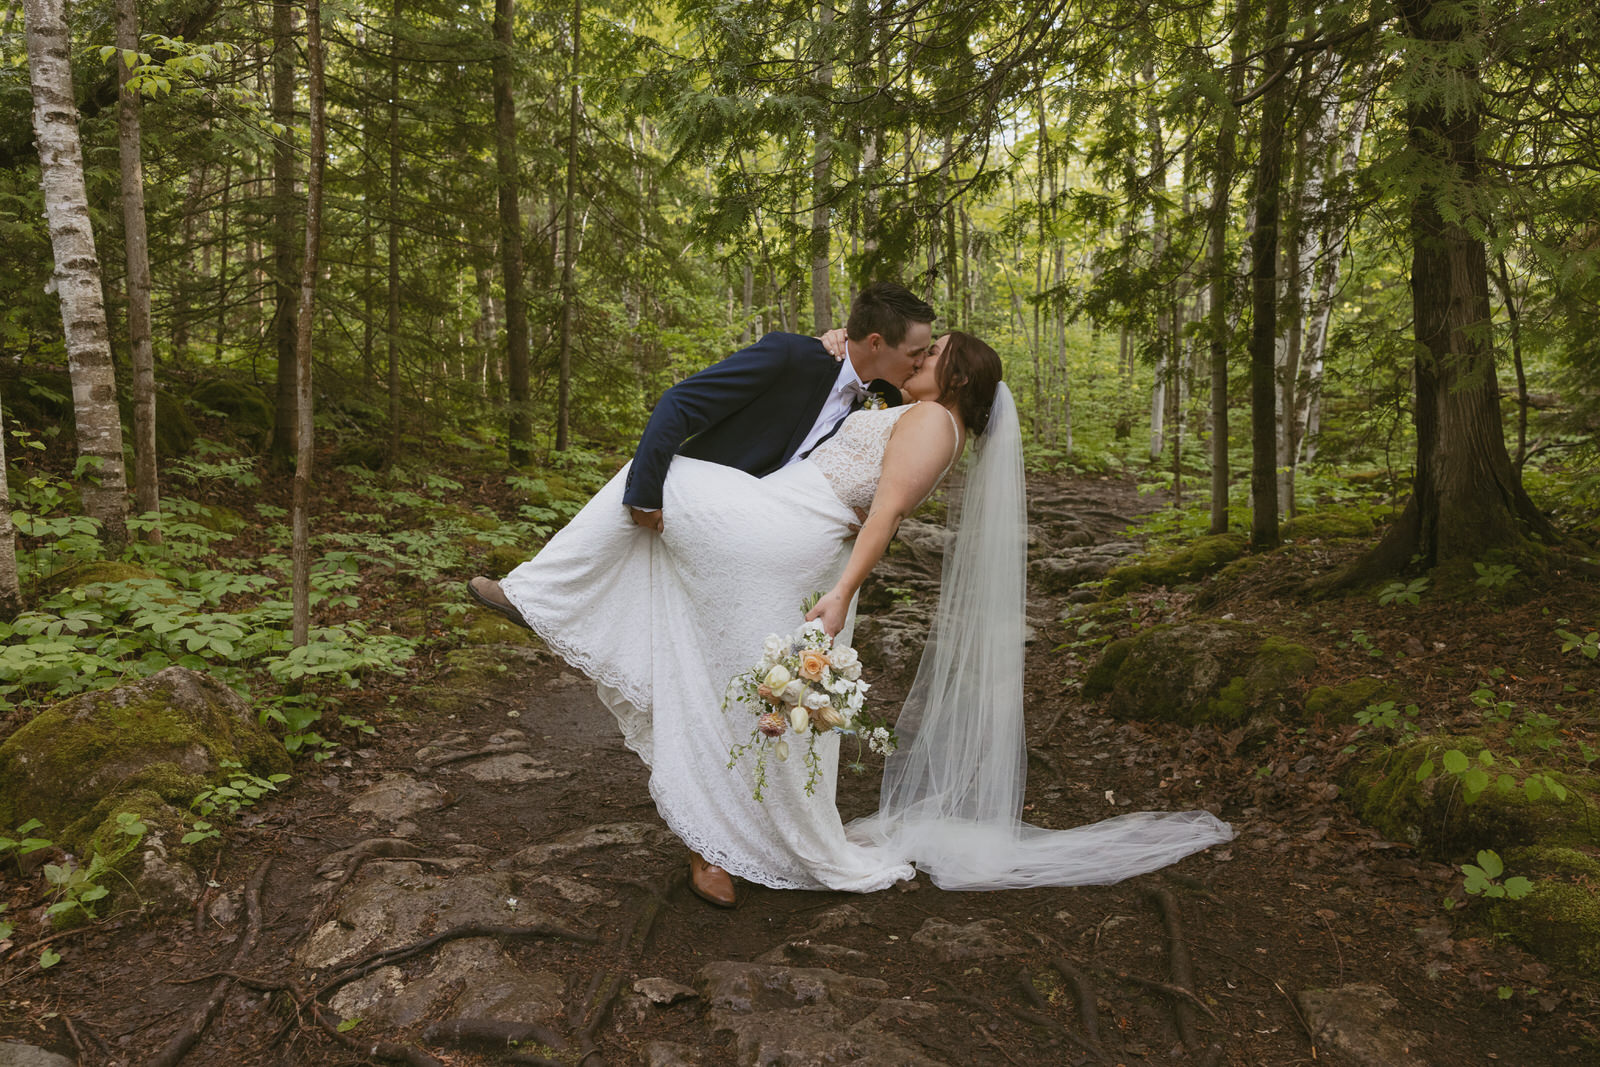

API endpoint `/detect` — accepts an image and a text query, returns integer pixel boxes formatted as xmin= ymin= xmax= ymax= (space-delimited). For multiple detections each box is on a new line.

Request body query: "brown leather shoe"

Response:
xmin=467 ymin=576 xmax=532 ymax=630
xmin=688 ymin=851 xmax=737 ymax=908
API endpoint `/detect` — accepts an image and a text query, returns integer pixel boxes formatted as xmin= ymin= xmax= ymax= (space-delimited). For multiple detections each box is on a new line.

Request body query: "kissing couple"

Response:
xmin=469 ymin=281 xmax=1232 ymax=907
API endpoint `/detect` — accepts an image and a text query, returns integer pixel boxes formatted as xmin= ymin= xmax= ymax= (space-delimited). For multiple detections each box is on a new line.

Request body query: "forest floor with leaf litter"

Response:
xmin=2 ymin=467 xmax=1598 ymax=1066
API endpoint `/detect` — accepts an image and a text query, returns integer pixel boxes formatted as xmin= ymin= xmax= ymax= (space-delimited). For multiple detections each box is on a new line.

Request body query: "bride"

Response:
xmin=472 ymin=330 xmax=1232 ymax=905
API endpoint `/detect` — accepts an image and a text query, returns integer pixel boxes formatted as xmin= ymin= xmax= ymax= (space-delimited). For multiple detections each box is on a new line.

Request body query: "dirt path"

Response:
xmin=3 ymin=475 xmax=1593 ymax=1065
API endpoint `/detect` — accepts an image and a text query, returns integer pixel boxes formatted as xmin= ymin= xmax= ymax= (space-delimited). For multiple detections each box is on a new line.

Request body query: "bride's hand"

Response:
xmin=805 ymin=589 xmax=849 ymax=637
xmin=818 ymin=328 xmax=848 ymax=361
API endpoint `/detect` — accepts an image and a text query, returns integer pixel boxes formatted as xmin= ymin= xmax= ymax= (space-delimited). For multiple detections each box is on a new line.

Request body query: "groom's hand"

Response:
xmin=629 ymin=507 xmax=664 ymax=533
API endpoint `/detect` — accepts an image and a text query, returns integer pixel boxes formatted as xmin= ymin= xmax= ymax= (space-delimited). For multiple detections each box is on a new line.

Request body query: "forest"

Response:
xmin=1 ymin=0 xmax=1598 ymax=1063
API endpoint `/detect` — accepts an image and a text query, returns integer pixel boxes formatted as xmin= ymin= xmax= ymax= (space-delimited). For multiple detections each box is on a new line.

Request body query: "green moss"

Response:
xmin=40 ymin=560 xmax=165 ymax=597
xmin=461 ymin=612 xmax=536 ymax=647
xmin=415 ymin=646 xmax=516 ymax=715
xmin=331 ymin=439 xmax=387 ymax=471
xmin=487 ymin=544 xmax=527 ymax=574
xmin=1082 ymin=637 xmax=1133 ymax=698
xmin=1504 ymin=845 xmax=1600 ymax=880
xmin=1493 ymin=881 xmax=1600 ymax=976
xmin=1103 ymin=533 xmax=1248 ymax=596
xmin=1304 ymin=677 xmax=1406 ymax=726
xmin=0 ymin=671 xmax=289 ymax=840
xmin=1340 ymin=737 xmax=1600 ymax=857
xmin=1281 ymin=510 xmax=1375 ymax=542
xmin=187 ymin=379 xmax=274 ymax=449
xmin=1090 ymin=621 xmax=1316 ymax=727
xmin=193 ymin=504 xmax=246 ymax=533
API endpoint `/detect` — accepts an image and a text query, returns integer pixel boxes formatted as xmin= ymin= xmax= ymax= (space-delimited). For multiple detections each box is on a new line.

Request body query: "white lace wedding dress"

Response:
xmin=501 ymin=403 xmax=930 ymax=891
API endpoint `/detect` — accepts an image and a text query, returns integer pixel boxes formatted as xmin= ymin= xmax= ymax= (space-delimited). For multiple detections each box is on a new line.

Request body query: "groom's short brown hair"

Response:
xmin=846 ymin=282 xmax=936 ymax=347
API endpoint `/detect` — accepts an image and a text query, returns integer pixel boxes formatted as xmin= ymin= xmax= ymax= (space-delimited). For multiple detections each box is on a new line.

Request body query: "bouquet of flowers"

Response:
xmin=724 ymin=611 xmax=895 ymax=801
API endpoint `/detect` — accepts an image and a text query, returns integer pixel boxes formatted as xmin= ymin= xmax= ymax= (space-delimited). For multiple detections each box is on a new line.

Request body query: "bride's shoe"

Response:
xmin=467 ymin=576 xmax=532 ymax=630
xmin=688 ymin=851 xmax=737 ymax=908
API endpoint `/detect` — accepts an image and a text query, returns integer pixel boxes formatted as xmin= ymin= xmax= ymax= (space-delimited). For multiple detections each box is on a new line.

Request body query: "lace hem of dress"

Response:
xmin=510 ymin=594 xmax=653 ymax=714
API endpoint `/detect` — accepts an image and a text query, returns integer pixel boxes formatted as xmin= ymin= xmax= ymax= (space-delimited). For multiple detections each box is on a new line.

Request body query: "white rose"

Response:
xmin=762 ymin=634 xmax=787 ymax=660
xmin=781 ymin=680 xmax=806 ymax=704
xmin=764 ymin=664 xmax=792 ymax=690
xmin=830 ymin=646 xmax=860 ymax=673
xmin=802 ymin=619 xmax=826 ymax=639
xmin=803 ymin=690 xmax=830 ymax=710
xmin=841 ymin=661 xmax=862 ymax=681
xmin=789 ymin=706 xmax=811 ymax=733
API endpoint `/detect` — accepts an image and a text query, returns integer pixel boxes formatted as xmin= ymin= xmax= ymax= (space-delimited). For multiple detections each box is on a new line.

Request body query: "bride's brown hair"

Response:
xmin=934 ymin=332 xmax=1003 ymax=436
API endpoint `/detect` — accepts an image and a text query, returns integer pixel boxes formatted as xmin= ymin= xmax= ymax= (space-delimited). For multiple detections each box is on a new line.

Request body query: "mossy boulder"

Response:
xmin=1281 ymin=510 xmax=1375 ymax=542
xmin=38 ymin=560 xmax=167 ymax=598
xmin=1340 ymin=737 xmax=1600 ymax=858
xmin=187 ymin=378 xmax=274 ymax=449
xmin=1083 ymin=620 xmax=1317 ymax=727
xmin=118 ymin=390 xmax=197 ymax=459
xmin=0 ymin=667 xmax=289 ymax=844
xmin=1490 ymin=847 xmax=1600 ymax=978
xmin=1303 ymin=677 xmax=1407 ymax=726
xmin=331 ymin=438 xmax=388 ymax=471
xmin=461 ymin=611 xmax=536 ymax=647
xmin=1102 ymin=533 xmax=1248 ymax=596
xmin=414 ymin=646 xmax=516 ymax=715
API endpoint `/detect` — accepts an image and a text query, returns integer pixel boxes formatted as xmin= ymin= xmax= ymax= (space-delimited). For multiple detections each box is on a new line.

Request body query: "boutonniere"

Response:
xmin=862 ymin=394 xmax=888 ymax=411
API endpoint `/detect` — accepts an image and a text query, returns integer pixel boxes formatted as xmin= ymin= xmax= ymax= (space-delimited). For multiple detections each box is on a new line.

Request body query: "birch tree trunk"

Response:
xmin=554 ymin=0 xmax=581 ymax=452
xmin=24 ymin=0 xmax=128 ymax=542
xmin=291 ymin=0 xmax=325 ymax=647
xmin=116 ymin=0 xmax=159 ymax=540
xmin=494 ymin=0 xmax=531 ymax=464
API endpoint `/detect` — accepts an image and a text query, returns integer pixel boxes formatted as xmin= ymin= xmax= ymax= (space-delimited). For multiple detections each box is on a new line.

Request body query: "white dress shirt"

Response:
xmin=788 ymin=355 xmax=868 ymax=465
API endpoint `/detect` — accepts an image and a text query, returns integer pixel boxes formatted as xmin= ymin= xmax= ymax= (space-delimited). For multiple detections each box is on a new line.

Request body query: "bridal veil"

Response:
xmin=847 ymin=383 xmax=1235 ymax=888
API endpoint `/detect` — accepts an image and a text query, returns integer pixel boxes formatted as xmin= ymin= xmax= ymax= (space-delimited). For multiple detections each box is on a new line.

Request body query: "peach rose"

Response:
xmin=757 ymin=684 xmax=782 ymax=705
xmin=798 ymin=649 xmax=829 ymax=681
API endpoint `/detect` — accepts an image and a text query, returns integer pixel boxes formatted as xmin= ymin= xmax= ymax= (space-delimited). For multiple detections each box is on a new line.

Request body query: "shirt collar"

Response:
xmin=834 ymin=353 xmax=866 ymax=395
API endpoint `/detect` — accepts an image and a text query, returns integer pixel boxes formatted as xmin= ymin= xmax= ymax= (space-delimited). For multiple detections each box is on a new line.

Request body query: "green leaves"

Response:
xmin=1461 ymin=850 xmax=1533 ymax=901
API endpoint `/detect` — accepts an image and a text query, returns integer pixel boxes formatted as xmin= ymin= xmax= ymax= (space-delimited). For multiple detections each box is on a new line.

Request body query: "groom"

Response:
xmin=468 ymin=280 xmax=934 ymax=906
xmin=620 ymin=281 xmax=935 ymax=533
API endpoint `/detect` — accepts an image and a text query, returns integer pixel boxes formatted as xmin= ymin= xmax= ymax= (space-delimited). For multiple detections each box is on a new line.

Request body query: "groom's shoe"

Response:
xmin=688 ymin=851 xmax=737 ymax=908
xmin=467 ymin=576 xmax=532 ymax=630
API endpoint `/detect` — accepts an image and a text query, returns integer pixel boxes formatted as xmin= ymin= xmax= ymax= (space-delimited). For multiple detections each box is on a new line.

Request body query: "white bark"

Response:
xmin=291 ymin=0 xmax=326 ymax=647
xmin=24 ymin=0 xmax=128 ymax=541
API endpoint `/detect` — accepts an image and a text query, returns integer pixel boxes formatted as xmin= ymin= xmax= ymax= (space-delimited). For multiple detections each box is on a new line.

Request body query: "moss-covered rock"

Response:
xmin=461 ymin=612 xmax=537 ymax=647
xmin=1340 ymin=737 xmax=1600 ymax=858
xmin=39 ymin=560 xmax=165 ymax=597
xmin=193 ymin=503 xmax=246 ymax=533
xmin=331 ymin=438 xmax=388 ymax=471
xmin=1084 ymin=620 xmax=1317 ymax=727
xmin=1303 ymin=677 xmax=1407 ymax=726
xmin=119 ymin=390 xmax=197 ymax=459
xmin=0 ymin=667 xmax=289 ymax=845
xmin=1281 ymin=510 xmax=1375 ymax=542
xmin=1487 ymin=837 xmax=1600 ymax=982
xmin=187 ymin=378 xmax=274 ymax=449
xmin=1103 ymin=533 xmax=1248 ymax=596
xmin=414 ymin=646 xmax=517 ymax=715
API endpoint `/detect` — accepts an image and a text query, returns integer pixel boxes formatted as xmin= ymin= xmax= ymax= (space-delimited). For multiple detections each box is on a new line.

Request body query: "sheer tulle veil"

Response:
xmin=846 ymin=383 xmax=1235 ymax=888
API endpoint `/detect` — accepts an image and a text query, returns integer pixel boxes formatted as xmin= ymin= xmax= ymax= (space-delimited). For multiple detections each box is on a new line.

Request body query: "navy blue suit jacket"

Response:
xmin=622 ymin=332 xmax=840 ymax=511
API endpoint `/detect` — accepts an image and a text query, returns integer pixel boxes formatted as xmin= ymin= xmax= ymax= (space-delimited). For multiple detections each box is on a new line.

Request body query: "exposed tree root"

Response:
xmin=148 ymin=857 xmax=270 ymax=1067
xmin=1051 ymin=958 xmax=1104 ymax=1047
xmin=303 ymin=837 xmax=424 ymax=935
xmin=315 ymin=919 xmax=599 ymax=1002
xmin=420 ymin=740 xmax=531 ymax=768
xmin=1145 ymin=886 xmax=1220 ymax=1060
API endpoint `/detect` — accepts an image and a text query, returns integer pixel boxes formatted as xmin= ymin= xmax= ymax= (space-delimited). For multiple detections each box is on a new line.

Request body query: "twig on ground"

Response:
xmin=149 ymin=857 xmax=270 ymax=1067
xmin=421 ymin=741 xmax=531 ymax=768
xmin=420 ymin=1018 xmax=566 ymax=1052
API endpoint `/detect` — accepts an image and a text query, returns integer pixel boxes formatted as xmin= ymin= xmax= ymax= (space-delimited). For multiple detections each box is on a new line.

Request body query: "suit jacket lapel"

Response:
xmin=779 ymin=357 xmax=843 ymax=465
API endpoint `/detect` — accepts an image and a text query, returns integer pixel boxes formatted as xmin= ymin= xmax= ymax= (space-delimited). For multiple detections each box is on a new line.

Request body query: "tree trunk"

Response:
xmin=1207 ymin=0 xmax=1248 ymax=534
xmin=270 ymin=0 xmax=298 ymax=467
xmin=1348 ymin=0 xmax=1557 ymax=580
xmin=291 ymin=0 xmax=325 ymax=647
xmin=493 ymin=0 xmax=531 ymax=465
xmin=554 ymin=0 xmax=581 ymax=452
xmin=24 ymin=0 xmax=129 ymax=542
xmin=810 ymin=2 xmax=833 ymax=333
xmin=0 ymin=392 xmax=19 ymax=613
xmin=1248 ymin=0 xmax=1287 ymax=550
xmin=386 ymin=0 xmax=402 ymax=465
xmin=116 ymin=0 xmax=158 ymax=540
